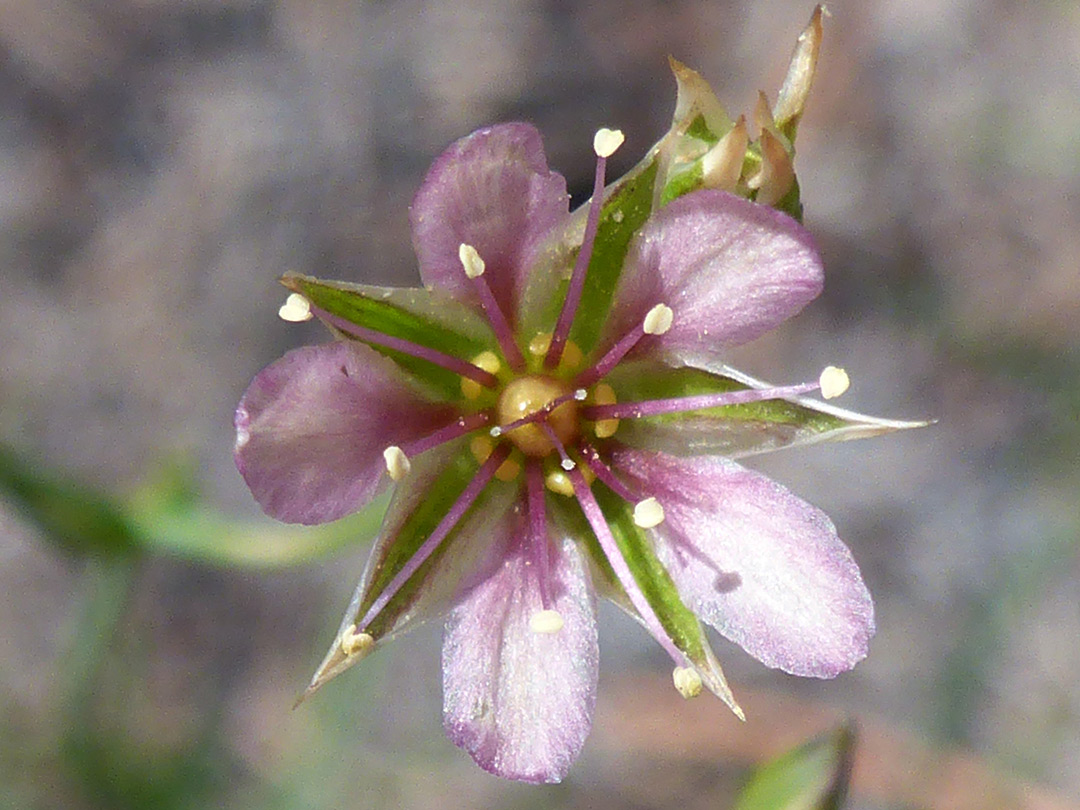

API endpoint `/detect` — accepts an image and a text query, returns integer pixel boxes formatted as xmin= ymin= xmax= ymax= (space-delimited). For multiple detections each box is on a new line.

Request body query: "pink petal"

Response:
xmin=410 ymin=123 xmax=569 ymax=321
xmin=611 ymin=448 xmax=874 ymax=678
xmin=605 ymin=190 xmax=823 ymax=363
xmin=442 ymin=535 xmax=598 ymax=783
xmin=234 ymin=341 xmax=453 ymax=525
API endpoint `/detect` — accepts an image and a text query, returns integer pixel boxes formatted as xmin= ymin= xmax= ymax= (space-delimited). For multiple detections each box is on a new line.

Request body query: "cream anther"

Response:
xmin=819 ymin=366 xmax=850 ymax=399
xmin=340 ymin=624 xmax=375 ymax=657
xmin=383 ymin=446 xmax=411 ymax=481
xmin=672 ymin=666 xmax=703 ymax=699
xmin=278 ymin=292 xmax=313 ymax=322
xmin=633 ymin=497 xmax=665 ymax=528
xmin=458 ymin=243 xmax=486 ymax=278
xmin=643 ymin=303 xmax=674 ymax=335
xmin=529 ymin=609 xmax=565 ymax=634
xmin=593 ymin=128 xmax=625 ymax=158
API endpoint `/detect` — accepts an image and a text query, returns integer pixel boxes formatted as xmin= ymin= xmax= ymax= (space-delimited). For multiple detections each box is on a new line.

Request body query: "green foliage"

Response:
xmin=732 ymin=723 xmax=856 ymax=810
xmin=0 ymin=446 xmax=386 ymax=569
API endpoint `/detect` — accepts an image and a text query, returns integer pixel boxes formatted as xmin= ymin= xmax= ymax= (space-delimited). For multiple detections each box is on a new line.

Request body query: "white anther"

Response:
xmin=278 ymin=293 xmax=313 ymax=322
xmin=574 ymin=388 xmax=588 ymax=401
xmin=490 ymin=426 xmax=503 ymax=438
xmin=819 ymin=366 xmax=850 ymax=399
xmin=633 ymin=497 xmax=665 ymax=529
xmin=672 ymin=666 xmax=703 ymax=699
xmin=340 ymin=624 xmax=375 ymax=657
xmin=529 ymin=609 xmax=565 ymax=634
xmin=593 ymin=128 xmax=625 ymax=158
xmin=383 ymin=446 xmax=411 ymax=481
xmin=458 ymin=243 xmax=486 ymax=279
xmin=643 ymin=303 xmax=674 ymax=335
xmin=560 ymin=458 xmax=575 ymax=471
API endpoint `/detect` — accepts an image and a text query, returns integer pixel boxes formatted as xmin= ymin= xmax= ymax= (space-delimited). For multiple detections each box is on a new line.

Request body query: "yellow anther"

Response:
xmin=593 ymin=128 xmax=625 ymax=158
xmin=527 ymin=333 xmax=583 ymax=373
xmin=383 ymin=446 xmax=411 ymax=481
xmin=590 ymin=383 xmax=620 ymax=439
xmin=458 ymin=243 xmax=486 ymax=278
xmin=470 ymin=435 xmax=494 ymax=465
xmin=278 ymin=292 xmax=313 ymax=322
xmin=672 ymin=666 xmax=703 ymax=699
xmin=461 ymin=350 xmax=502 ymax=400
xmin=529 ymin=609 xmax=565 ymax=634
xmin=545 ymin=470 xmax=575 ymax=497
xmin=819 ymin=366 xmax=850 ymax=399
xmin=643 ymin=303 xmax=674 ymax=335
xmin=340 ymin=624 xmax=374 ymax=657
xmin=633 ymin=497 xmax=665 ymax=529
xmin=495 ymin=456 xmax=522 ymax=482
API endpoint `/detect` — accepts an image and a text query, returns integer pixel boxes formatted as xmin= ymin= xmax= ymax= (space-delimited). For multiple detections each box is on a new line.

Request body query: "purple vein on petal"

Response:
xmin=546 ymin=145 xmax=611 ymax=370
xmin=582 ymin=381 xmax=821 ymax=421
xmin=312 ymin=305 xmax=499 ymax=388
xmin=356 ymin=444 xmax=511 ymax=633
xmin=525 ymin=460 xmax=553 ymax=610
xmin=565 ymin=465 xmax=685 ymax=666
xmin=400 ymin=413 xmax=491 ymax=458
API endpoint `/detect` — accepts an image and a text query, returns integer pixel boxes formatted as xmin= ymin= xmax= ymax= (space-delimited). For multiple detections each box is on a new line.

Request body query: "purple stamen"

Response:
xmin=575 ymin=323 xmax=646 ymax=388
xmin=525 ymin=461 xmax=553 ymax=610
xmin=582 ymin=381 xmax=821 ymax=421
xmin=539 ymin=423 xmax=576 ymax=471
xmin=400 ymin=413 xmax=490 ymax=458
xmin=565 ymin=465 xmax=687 ymax=666
xmin=546 ymin=152 xmax=610 ymax=370
xmin=312 ymin=305 xmax=499 ymax=388
xmin=577 ymin=443 xmax=637 ymax=502
xmin=469 ymin=274 xmax=526 ymax=371
xmin=355 ymin=444 xmax=511 ymax=632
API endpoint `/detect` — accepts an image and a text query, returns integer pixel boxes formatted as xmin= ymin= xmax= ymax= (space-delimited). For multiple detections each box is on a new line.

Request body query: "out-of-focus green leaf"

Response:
xmin=733 ymin=723 xmax=856 ymax=810
xmin=0 ymin=447 xmax=140 ymax=557
xmin=126 ymin=494 xmax=389 ymax=569
xmin=0 ymin=445 xmax=386 ymax=568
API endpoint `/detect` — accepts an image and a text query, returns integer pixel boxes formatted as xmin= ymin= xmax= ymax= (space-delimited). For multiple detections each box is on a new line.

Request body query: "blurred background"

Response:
xmin=1 ymin=0 xmax=1078 ymax=808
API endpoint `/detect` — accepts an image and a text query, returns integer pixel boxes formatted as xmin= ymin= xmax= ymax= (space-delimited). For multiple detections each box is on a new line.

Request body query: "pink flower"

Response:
xmin=235 ymin=55 xmax=915 ymax=783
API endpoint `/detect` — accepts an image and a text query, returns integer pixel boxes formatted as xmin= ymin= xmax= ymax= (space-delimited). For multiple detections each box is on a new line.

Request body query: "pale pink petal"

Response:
xmin=410 ymin=123 xmax=569 ymax=320
xmin=605 ymin=190 xmax=823 ymax=363
xmin=611 ymin=448 xmax=874 ymax=677
xmin=442 ymin=535 xmax=598 ymax=783
xmin=234 ymin=341 xmax=453 ymax=525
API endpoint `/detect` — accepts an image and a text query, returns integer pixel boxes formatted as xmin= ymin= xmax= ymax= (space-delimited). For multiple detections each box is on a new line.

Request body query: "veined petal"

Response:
xmin=410 ymin=123 xmax=570 ymax=321
xmin=234 ymin=341 xmax=453 ymax=525
xmin=443 ymin=535 xmax=598 ymax=784
xmin=611 ymin=448 xmax=874 ymax=678
xmin=604 ymin=190 xmax=823 ymax=364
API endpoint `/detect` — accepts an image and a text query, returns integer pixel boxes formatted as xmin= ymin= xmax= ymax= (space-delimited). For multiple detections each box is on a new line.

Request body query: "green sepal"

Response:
xmin=342 ymin=442 xmax=516 ymax=642
xmin=733 ymin=723 xmax=856 ymax=810
xmin=283 ymin=274 xmax=496 ymax=401
xmin=593 ymin=483 xmax=707 ymax=661
xmin=604 ymin=360 xmax=928 ymax=459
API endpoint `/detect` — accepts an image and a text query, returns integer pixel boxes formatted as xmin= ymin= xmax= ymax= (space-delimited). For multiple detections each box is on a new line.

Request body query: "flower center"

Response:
xmin=496 ymin=376 xmax=579 ymax=457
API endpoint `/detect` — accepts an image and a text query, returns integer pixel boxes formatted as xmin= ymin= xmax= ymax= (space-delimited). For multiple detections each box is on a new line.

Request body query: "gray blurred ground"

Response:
xmin=1 ymin=1 xmax=1078 ymax=808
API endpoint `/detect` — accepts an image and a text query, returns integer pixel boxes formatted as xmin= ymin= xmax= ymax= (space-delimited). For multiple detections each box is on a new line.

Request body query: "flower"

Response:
xmin=234 ymin=10 xmax=917 ymax=784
